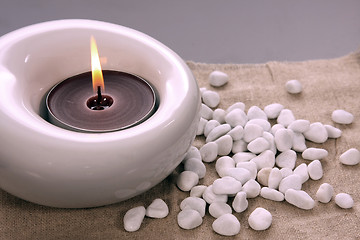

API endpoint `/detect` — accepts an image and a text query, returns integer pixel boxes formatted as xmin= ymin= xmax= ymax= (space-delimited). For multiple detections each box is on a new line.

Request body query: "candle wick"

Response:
xmin=97 ymin=86 xmax=102 ymax=107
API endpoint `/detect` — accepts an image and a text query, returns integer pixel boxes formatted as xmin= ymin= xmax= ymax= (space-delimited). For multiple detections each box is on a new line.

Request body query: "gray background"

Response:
xmin=0 ymin=0 xmax=359 ymax=64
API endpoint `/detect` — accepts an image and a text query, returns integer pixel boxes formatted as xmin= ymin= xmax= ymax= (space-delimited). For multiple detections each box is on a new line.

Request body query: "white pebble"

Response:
xmin=212 ymin=213 xmax=241 ymax=236
xmin=277 ymin=109 xmax=295 ymax=127
xmin=213 ymin=108 xmax=226 ymax=123
xmin=190 ymin=185 xmax=207 ymax=198
xmin=264 ymin=103 xmax=284 ymax=119
xmin=232 ymin=139 xmax=248 ymax=154
xmin=197 ymin=118 xmax=208 ymax=135
xmin=303 ymin=122 xmax=328 ymax=143
xmin=274 ymin=129 xmax=293 ymax=152
xmin=202 ymin=90 xmax=220 ymax=108
xmin=199 ymin=87 xmax=207 ymax=94
xmin=339 ymin=148 xmax=360 ymax=165
xmin=331 ymin=109 xmax=354 ymax=124
xmin=209 ymin=70 xmax=229 ymax=87
xmin=209 ymin=202 xmax=232 ymax=218
xmin=177 ymin=171 xmax=199 ymax=191
xmin=307 ymin=160 xmax=323 ymax=180
xmin=146 ymin=198 xmax=169 ymax=218
xmin=324 ymin=124 xmax=342 ymax=138
xmin=216 ymin=156 xmax=236 ymax=177
xmin=232 ymin=191 xmax=248 ymax=213
xmin=257 ymin=167 xmax=272 ymax=186
xmin=247 ymin=119 xmax=271 ymax=131
xmin=206 ymin=124 xmax=231 ymax=142
xmin=184 ymin=146 xmax=201 ymax=162
xmin=251 ymin=150 xmax=275 ymax=171
xmin=268 ymin=168 xmax=283 ymax=189
xmin=285 ymin=79 xmax=302 ymax=94
xmin=271 ymin=123 xmax=285 ymax=135
xmin=215 ymin=135 xmax=233 ymax=156
xmin=123 ymin=206 xmax=146 ymax=232
xmin=302 ymin=147 xmax=328 ymax=160
xmin=223 ymin=167 xmax=252 ymax=184
xmin=275 ymin=150 xmax=297 ymax=169
xmin=292 ymin=132 xmax=307 ymax=152
xmin=213 ymin=176 xmax=242 ymax=195
xmin=225 ymin=109 xmax=248 ymax=127
xmin=200 ymin=103 xmax=213 ymax=120
xmin=260 ymin=187 xmax=284 ymax=201
xmin=184 ymin=158 xmax=207 ymax=179
xmin=288 ymin=119 xmax=310 ymax=133
xmin=335 ymin=193 xmax=354 ymax=209
xmin=235 ymin=161 xmax=258 ymax=180
xmin=243 ymin=123 xmax=263 ymax=143
xmin=262 ymin=131 xmax=277 ymax=154
xmin=316 ymin=183 xmax=334 ymax=203
xmin=227 ymin=125 xmax=244 ymax=141
xmin=202 ymin=185 xmax=228 ymax=204
xmin=248 ymin=207 xmax=272 ymax=230
xmin=200 ymin=142 xmax=218 ymax=163
xmin=285 ymin=189 xmax=315 ymax=210
xmin=279 ymin=174 xmax=302 ymax=194
xmin=294 ymin=163 xmax=309 ymax=183
xmin=247 ymin=106 xmax=267 ymax=120
xmin=280 ymin=168 xmax=293 ymax=178
xmin=177 ymin=209 xmax=203 ymax=230
xmin=180 ymin=197 xmax=206 ymax=217
xmin=247 ymin=137 xmax=270 ymax=154
xmin=204 ymin=120 xmax=220 ymax=137
xmin=242 ymin=179 xmax=261 ymax=198
xmin=226 ymin=102 xmax=245 ymax=113
xmin=233 ymin=152 xmax=256 ymax=163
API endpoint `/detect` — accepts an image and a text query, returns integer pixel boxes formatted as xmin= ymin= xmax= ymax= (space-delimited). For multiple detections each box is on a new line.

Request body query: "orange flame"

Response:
xmin=90 ymin=36 xmax=104 ymax=92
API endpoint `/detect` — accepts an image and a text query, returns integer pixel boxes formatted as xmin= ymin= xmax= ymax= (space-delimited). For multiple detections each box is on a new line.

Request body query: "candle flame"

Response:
xmin=90 ymin=36 xmax=105 ymax=92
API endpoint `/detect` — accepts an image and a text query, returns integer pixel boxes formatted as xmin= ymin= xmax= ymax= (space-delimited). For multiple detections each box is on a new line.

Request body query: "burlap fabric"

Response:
xmin=1 ymin=52 xmax=359 ymax=239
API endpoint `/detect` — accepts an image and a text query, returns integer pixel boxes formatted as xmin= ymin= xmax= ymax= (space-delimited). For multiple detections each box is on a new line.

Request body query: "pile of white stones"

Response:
xmin=124 ymin=71 xmax=359 ymax=236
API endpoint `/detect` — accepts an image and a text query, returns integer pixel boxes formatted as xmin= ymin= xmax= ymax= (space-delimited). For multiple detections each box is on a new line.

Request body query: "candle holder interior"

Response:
xmin=0 ymin=20 xmax=200 ymax=208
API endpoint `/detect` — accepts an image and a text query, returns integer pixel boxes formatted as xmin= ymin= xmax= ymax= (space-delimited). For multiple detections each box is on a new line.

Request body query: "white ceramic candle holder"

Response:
xmin=0 ymin=19 xmax=200 ymax=208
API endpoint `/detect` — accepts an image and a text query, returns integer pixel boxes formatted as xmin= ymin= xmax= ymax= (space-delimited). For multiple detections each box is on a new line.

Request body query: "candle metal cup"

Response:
xmin=0 ymin=20 xmax=200 ymax=208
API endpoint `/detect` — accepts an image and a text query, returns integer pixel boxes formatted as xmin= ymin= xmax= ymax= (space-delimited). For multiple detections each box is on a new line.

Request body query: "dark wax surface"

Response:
xmin=47 ymin=71 xmax=156 ymax=132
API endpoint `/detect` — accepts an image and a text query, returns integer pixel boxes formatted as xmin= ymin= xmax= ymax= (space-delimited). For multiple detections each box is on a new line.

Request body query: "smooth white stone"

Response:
xmin=247 ymin=137 xmax=270 ymax=154
xmin=232 ymin=191 xmax=248 ymax=213
xmin=199 ymin=87 xmax=207 ymax=94
xmin=260 ymin=187 xmax=284 ymax=201
xmin=177 ymin=209 xmax=203 ymax=230
xmin=339 ymin=148 xmax=360 ymax=165
xmin=279 ymin=174 xmax=302 ymax=194
xmin=180 ymin=197 xmax=206 ymax=217
xmin=275 ymin=150 xmax=297 ymax=169
xmin=213 ymin=108 xmax=227 ymax=123
xmin=250 ymin=150 xmax=275 ymax=171
xmin=206 ymin=124 xmax=232 ymax=143
xmin=213 ymin=176 xmax=242 ymax=195
xmin=303 ymin=122 xmax=328 ymax=143
xmin=226 ymin=102 xmax=245 ymax=113
xmin=307 ymin=160 xmax=323 ymax=180
xmin=268 ymin=168 xmax=283 ymax=189
xmin=324 ymin=124 xmax=342 ymax=138
xmin=257 ymin=167 xmax=272 ymax=186
xmin=288 ymin=119 xmax=310 ymax=133
xmin=146 ymin=198 xmax=169 ymax=218
xmin=285 ymin=79 xmax=302 ymax=94
xmin=264 ymin=103 xmax=284 ymax=119
xmin=285 ymin=189 xmax=315 ymax=210
xmin=216 ymin=156 xmax=236 ymax=177
xmin=335 ymin=193 xmax=354 ymax=209
xmin=248 ymin=207 xmax=272 ymax=230
xmin=190 ymin=185 xmax=207 ymax=198
xmin=235 ymin=162 xmax=258 ymax=180
xmin=209 ymin=202 xmax=232 ymax=218
xmin=184 ymin=146 xmax=201 ymax=162
xmin=277 ymin=109 xmax=296 ymax=127
xmin=294 ymin=163 xmax=309 ymax=183
xmin=212 ymin=213 xmax=241 ymax=236
xmin=233 ymin=152 xmax=256 ymax=163
xmin=316 ymin=183 xmax=334 ymax=203
xmin=292 ymin=132 xmax=307 ymax=152
xmin=271 ymin=123 xmax=285 ymax=135
xmin=263 ymin=131 xmax=277 ymax=154
xmin=223 ymin=167 xmax=252 ymax=184
xmin=184 ymin=158 xmax=207 ymax=179
xmin=302 ymin=147 xmax=328 ymax=161
xmin=202 ymin=185 xmax=228 ymax=204
xmin=247 ymin=106 xmax=267 ymax=120
xmin=209 ymin=70 xmax=229 ymax=87
xmin=202 ymin=90 xmax=220 ymax=108
xmin=200 ymin=142 xmax=218 ymax=163
xmin=124 ymin=206 xmax=146 ymax=232
xmin=227 ymin=125 xmax=244 ymax=141
xmin=274 ymin=128 xmax=293 ymax=152
xmin=215 ymin=135 xmax=233 ymax=156
xmin=331 ymin=109 xmax=354 ymax=124
xmin=247 ymin=119 xmax=271 ymax=132
xmin=243 ymin=123 xmax=263 ymax=143
xmin=200 ymin=103 xmax=213 ymax=120
xmin=225 ymin=108 xmax=248 ymax=127
xmin=232 ymin=139 xmax=248 ymax=153
xmin=177 ymin=171 xmax=199 ymax=191
xmin=197 ymin=117 xmax=208 ymax=135
xmin=242 ymin=179 xmax=261 ymax=198
xmin=204 ymin=120 xmax=221 ymax=137
xmin=280 ymin=168 xmax=293 ymax=178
